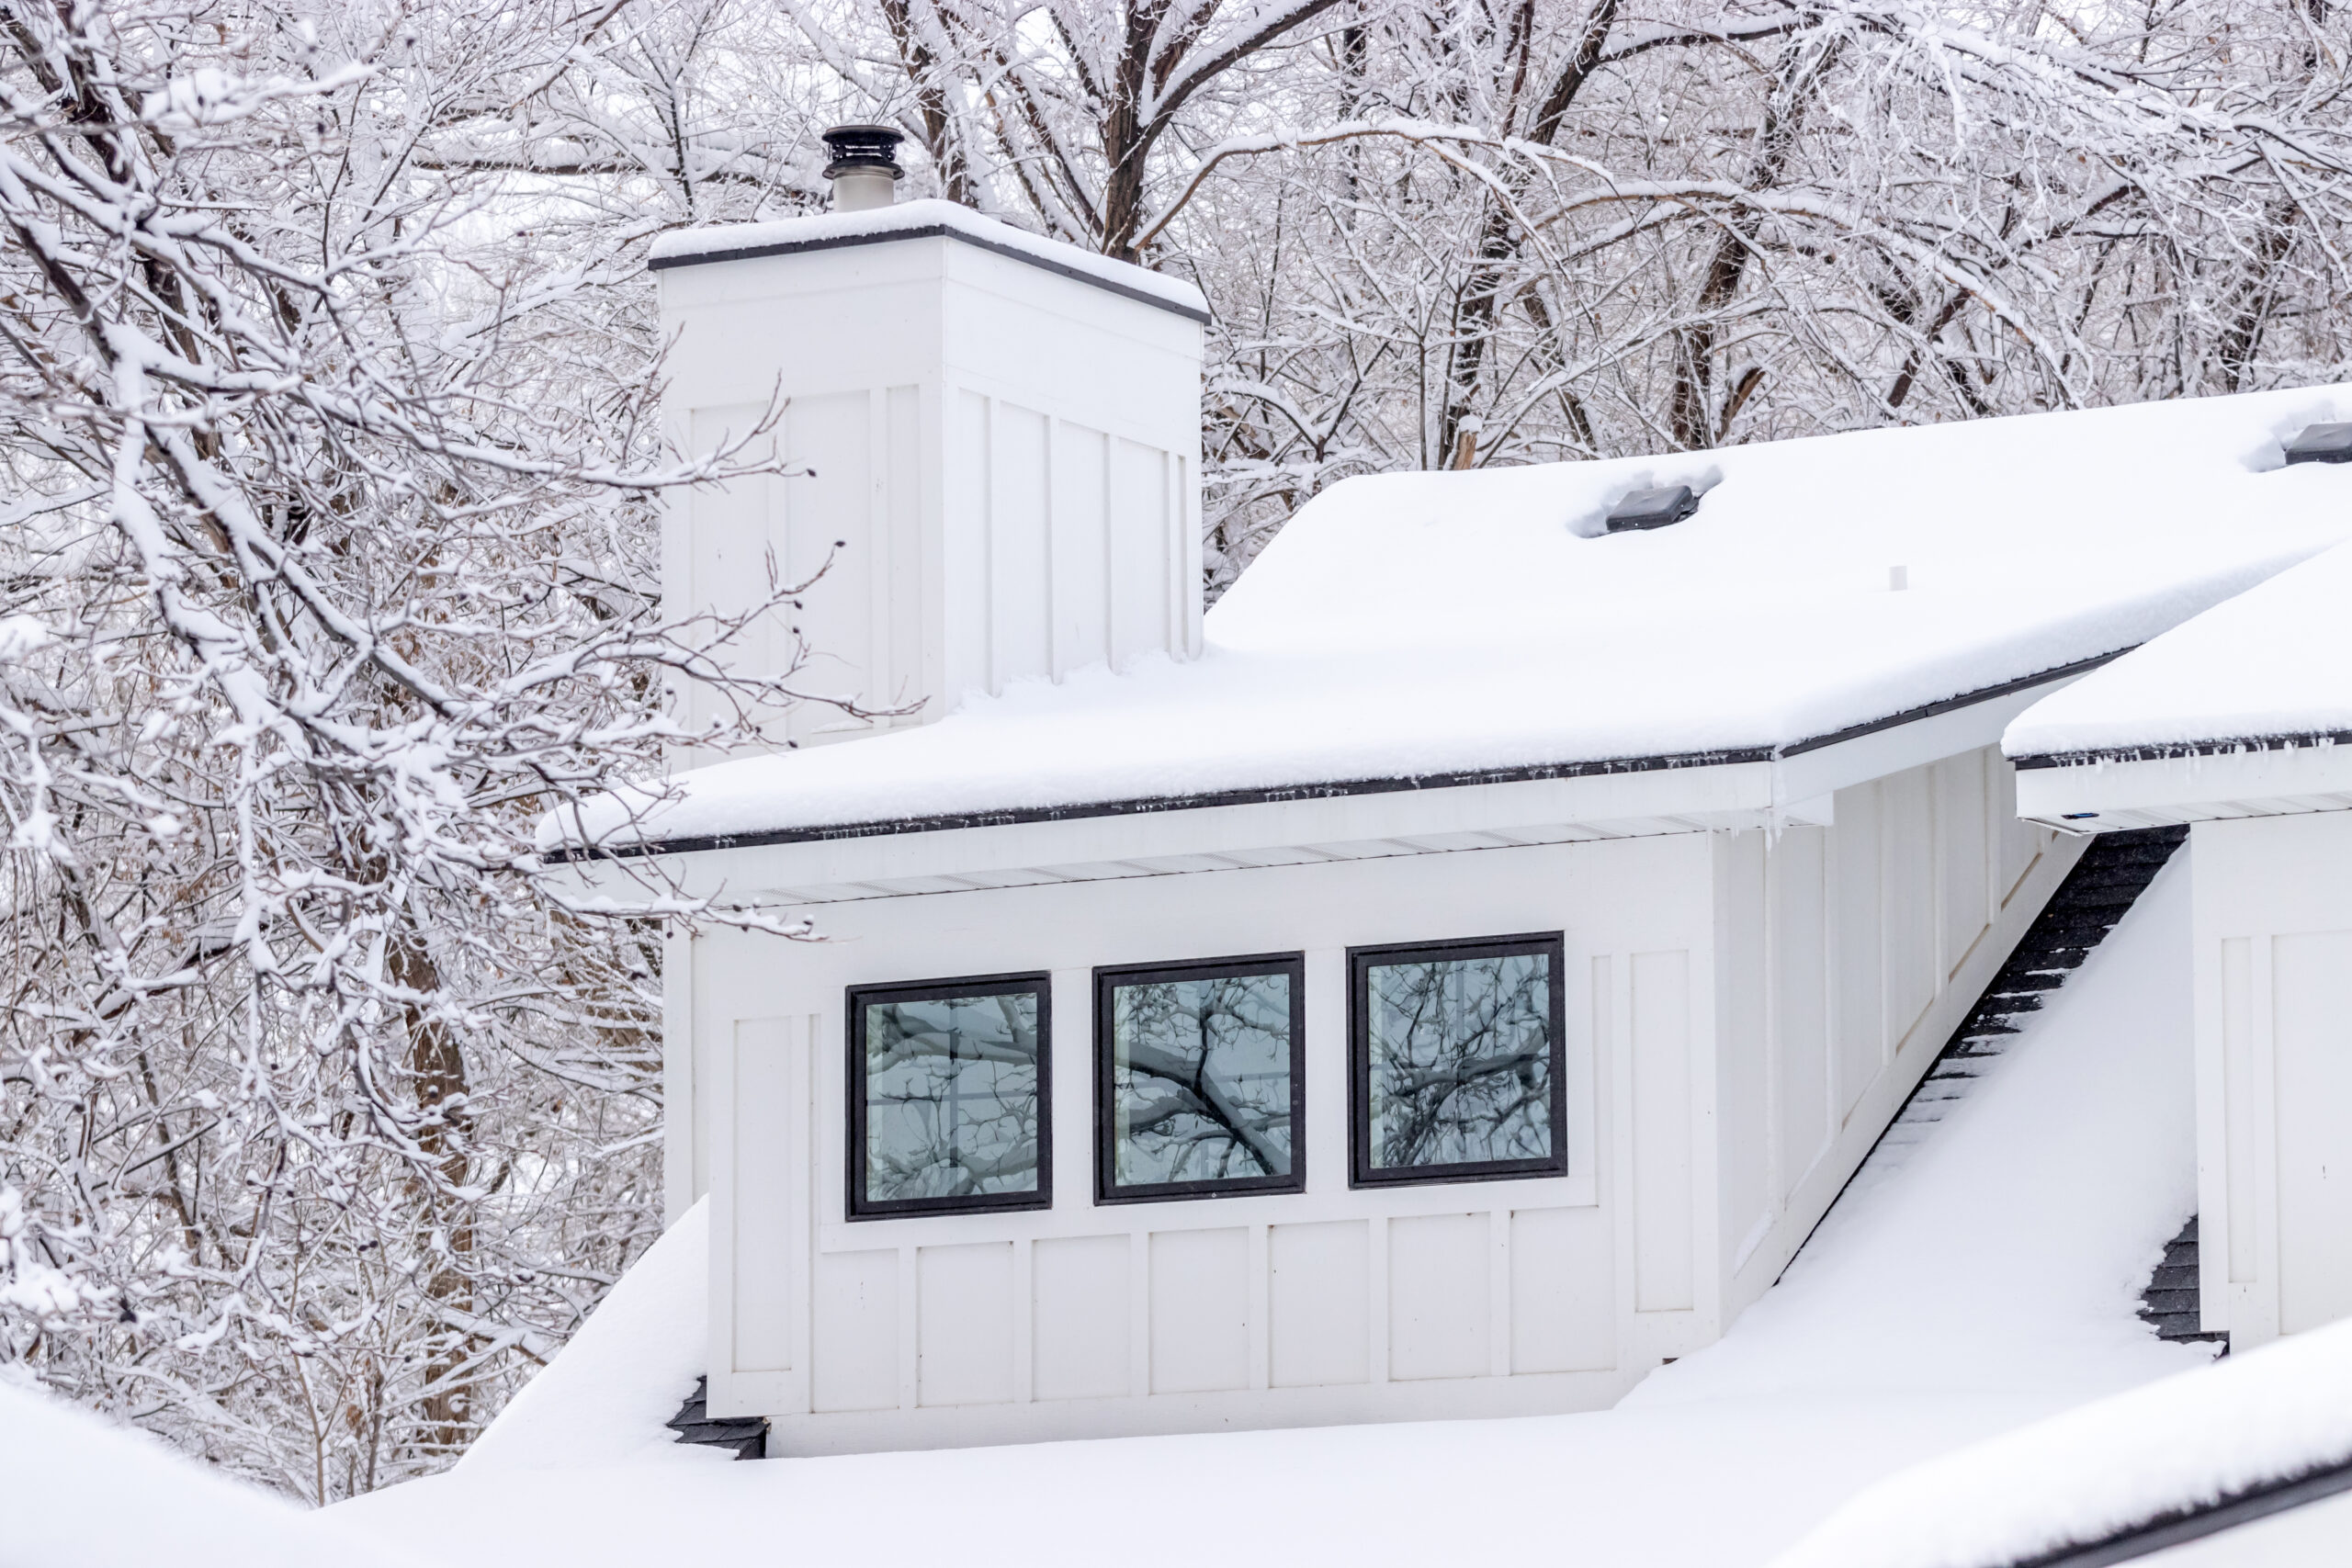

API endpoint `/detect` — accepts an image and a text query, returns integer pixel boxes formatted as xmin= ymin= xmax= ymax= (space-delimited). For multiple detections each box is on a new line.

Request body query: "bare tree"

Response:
xmin=0 ymin=0 xmax=855 ymax=1498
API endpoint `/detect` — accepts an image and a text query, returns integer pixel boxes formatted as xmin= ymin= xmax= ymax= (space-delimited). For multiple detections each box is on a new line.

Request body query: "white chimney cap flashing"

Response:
xmin=646 ymin=198 xmax=1210 ymax=324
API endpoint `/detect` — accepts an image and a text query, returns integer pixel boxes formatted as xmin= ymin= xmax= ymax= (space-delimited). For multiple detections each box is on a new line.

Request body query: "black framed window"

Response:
xmin=1349 ymin=933 xmax=1566 ymax=1187
xmin=1095 ymin=953 xmax=1306 ymax=1202
xmin=847 ymin=973 xmax=1051 ymax=1219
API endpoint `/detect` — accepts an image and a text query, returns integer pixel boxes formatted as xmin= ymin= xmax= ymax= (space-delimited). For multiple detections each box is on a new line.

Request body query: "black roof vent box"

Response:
xmin=1605 ymin=484 xmax=1701 ymax=532
xmin=2284 ymin=423 xmax=2352 ymax=466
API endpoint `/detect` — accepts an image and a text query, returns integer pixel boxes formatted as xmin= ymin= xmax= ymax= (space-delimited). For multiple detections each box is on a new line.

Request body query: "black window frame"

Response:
xmin=846 ymin=970 xmax=1053 ymax=1221
xmin=1092 ymin=952 xmax=1308 ymax=1205
xmin=1347 ymin=931 xmax=1569 ymax=1189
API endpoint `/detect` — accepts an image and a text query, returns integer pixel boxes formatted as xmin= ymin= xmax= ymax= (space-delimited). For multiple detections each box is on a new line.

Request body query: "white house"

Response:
xmin=551 ymin=141 xmax=2352 ymax=1457
xmin=2007 ymin=531 xmax=2352 ymax=1353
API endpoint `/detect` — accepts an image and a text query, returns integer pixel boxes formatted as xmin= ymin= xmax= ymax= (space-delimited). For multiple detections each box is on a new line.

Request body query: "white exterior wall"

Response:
xmin=2190 ymin=809 xmax=2352 ymax=1348
xmin=1710 ymin=747 xmax=2073 ymax=1319
xmin=681 ymin=742 xmax=2069 ymax=1451
xmin=657 ymin=234 xmax=1203 ymax=756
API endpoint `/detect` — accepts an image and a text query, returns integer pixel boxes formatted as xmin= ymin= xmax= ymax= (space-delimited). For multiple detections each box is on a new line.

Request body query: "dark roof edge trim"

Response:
xmin=2001 ymin=1450 xmax=2352 ymax=1568
xmin=1777 ymin=647 xmax=2129 ymax=760
xmin=2012 ymin=727 xmax=2352 ymax=772
xmin=551 ymin=648 xmax=2129 ymax=865
xmin=648 ymin=222 xmax=1213 ymax=325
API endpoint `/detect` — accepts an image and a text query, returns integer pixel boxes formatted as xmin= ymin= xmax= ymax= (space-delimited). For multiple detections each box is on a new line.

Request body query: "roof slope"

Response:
xmin=2005 ymin=538 xmax=2352 ymax=763
xmin=0 ymin=1376 xmax=421 ymax=1568
xmin=1770 ymin=1316 xmax=2352 ymax=1568
xmin=560 ymin=385 xmax=2352 ymax=854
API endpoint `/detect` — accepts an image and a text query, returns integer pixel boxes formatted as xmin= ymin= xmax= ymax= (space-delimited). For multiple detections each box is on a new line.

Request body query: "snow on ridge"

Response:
xmin=1770 ymin=1316 xmax=2352 ymax=1568
xmin=2005 ymin=537 xmax=2352 ymax=760
xmin=646 ymin=198 xmax=1209 ymax=315
xmin=458 ymin=1197 xmax=718 ymax=1475
xmin=549 ymin=383 xmax=2352 ymax=853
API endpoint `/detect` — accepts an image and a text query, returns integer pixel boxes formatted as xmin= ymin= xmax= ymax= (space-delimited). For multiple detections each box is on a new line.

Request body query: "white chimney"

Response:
xmin=649 ymin=157 xmax=1207 ymax=755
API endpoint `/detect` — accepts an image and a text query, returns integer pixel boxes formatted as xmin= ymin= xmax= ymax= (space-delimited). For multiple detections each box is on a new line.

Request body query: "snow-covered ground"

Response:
xmin=334 ymin=857 xmax=2213 ymax=1566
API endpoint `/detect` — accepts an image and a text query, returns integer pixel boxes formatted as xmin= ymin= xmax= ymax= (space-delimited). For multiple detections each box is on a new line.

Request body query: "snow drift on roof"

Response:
xmin=1770 ymin=1314 xmax=2352 ymax=1568
xmin=646 ymin=197 xmax=1210 ymax=317
xmin=553 ymin=385 xmax=2352 ymax=854
xmin=0 ymin=1373 xmax=419 ymax=1568
xmin=2004 ymin=538 xmax=2352 ymax=761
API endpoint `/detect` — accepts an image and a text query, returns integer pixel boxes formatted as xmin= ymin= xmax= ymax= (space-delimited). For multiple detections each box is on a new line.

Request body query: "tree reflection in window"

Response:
xmin=862 ymin=987 xmax=1043 ymax=1205
xmin=1105 ymin=964 xmax=1299 ymax=1195
xmin=1359 ymin=944 xmax=1560 ymax=1176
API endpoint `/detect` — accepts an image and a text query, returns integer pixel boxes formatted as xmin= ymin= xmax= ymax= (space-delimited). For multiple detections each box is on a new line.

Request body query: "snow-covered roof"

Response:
xmin=1770 ymin=1315 xmax=2352 ymax=1568
xmin=2005 ymin=538 xmax=2352 ymax=764
xmin=0 ymin=1374 xmax=420 ymax=1568
xmin=647 ymin=198 xmax=1211 ymax=321
xmin=557 ymin=385 xmax=2352 ymax=858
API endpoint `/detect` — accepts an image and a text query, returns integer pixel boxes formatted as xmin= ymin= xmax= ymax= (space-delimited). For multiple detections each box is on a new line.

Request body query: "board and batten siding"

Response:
xmin=1709 ymin=745 xmax=2071 ymax=1318
xmin=693 ymin=835 xmax=1673 ymax=1450
xmin=683 ymin=743 xmax=2073 ymax=1450
xmin=2192 ymin=809 xmax=2352 ymax=1348
xmin=660 ymin=231 xmax=1204 ymax=767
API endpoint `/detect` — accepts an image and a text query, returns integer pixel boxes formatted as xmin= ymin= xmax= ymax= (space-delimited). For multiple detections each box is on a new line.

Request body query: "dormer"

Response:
xmin=650 ymin=127 xmax=1208 ymax=755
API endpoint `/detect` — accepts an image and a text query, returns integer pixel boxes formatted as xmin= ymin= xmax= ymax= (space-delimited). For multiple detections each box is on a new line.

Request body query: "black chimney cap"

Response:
xmin=2284 ymin=423 xmax=2352 ymax=466
xmin=1605 ymin=484 xmax=1701 ymax=532
xmin=821 ymin=124 xmax=906 ymax=179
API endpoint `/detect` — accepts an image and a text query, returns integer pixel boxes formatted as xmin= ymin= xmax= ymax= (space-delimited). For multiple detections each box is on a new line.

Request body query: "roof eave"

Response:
xmin=2012 ymin=731 xmax=2352 ymax=833
xmin=549 ymin=657 xmax=2101 ymax=906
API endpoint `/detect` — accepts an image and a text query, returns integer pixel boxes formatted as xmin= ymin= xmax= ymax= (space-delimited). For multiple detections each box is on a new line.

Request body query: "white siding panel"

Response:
xmin=1939 ymin=753 xmax=1992 ymax=978
xmin=812 ymin=1250 xmax=899 ymax=1413
xmin=1032 ymin=1235 xmax=1131 ymax=1402
xmin=987 ymin=403 xmax=1051 ymax=690
xmin=2222 ymin=937 xmax=2257 ymax=1284
xmin=2272 ymin=931 xmax=2352 ymax=1333
xmin=780 ymin=390 xmax=874 ymax=739
xmin=1269 ymin=1221 xmax=1370 ymax=1388
xmin=1834 ymin=783 xmax=1884 ymax=1120
xmin=685 ymin=404 xmax=783 ymax=745
xmin=1632 ymin=951 xmax=1695 ymax=1312
xmin=1510 ymin=1207 xmax=1614 ymax=1373
xmin=1719 ymin=833 xmax=1770 ymax=1263
xmin=918 ymin=1242 xmax=1015 ymax=1407
xmin=946 ymin=390 xmax=991 ymax=694
xmin=729 ymin=1021 xmax=795 ymax=1373
xmin=1050 ymin=423 xmax=1111 ymax=677
xmin=1109 ymin=439 xmax=1170 ymax=667
xmin=883 ymin=384 xmax=922 ymax=725
xmin=1773 ymin=827 xmax=1831 ymax=1197
xmin=1388 ymin=1213 xmax=1490 ymax=1380
xmin=1149 ymin=1228 xmax=1250 ymax=1393
xmin=1883 ymin=766 xmax=1938 ymax=1053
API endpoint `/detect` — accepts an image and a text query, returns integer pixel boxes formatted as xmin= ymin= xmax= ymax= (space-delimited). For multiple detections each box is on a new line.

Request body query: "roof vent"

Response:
xmin=1605 ymin=484 xmax=1700 ymax=532
xmin=2284 ymin=423 xmax=2352 ymax=466
xmin=821 ymin=124 xmax=904 ymax=213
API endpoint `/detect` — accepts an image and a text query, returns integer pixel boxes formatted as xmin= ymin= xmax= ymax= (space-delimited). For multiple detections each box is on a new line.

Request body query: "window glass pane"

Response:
xmin=1363 ymin=951 xmax=1555 ymax=1170
xmin=864 ymin=990 xmax=1041 ymax=1201
xmin=1109 ymin=971 xmax=1294 ymax=1188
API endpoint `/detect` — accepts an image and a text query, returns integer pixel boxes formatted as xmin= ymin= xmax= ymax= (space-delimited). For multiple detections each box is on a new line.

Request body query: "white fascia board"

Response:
xmin=560 ymin=758 xmax=1773 ymax=903
xmin=2016 ymin=743 xmax=2352 ymax=830
xmin=1772 ymin=667 xmax=2086 ymax=806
